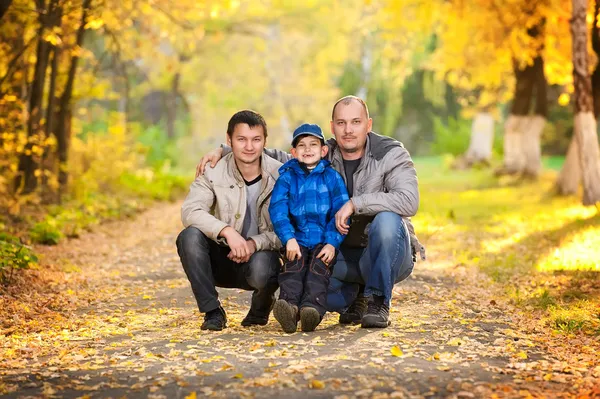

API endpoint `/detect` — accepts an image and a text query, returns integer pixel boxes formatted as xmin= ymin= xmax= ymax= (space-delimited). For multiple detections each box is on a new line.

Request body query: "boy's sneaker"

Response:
xmin=339 ymin=293 xmax=368 ymax=325
xmin=201 ymin=306 xmax=227 ymax=331
xmin=300 ymin=307 xmax=321 ymax=332
xmin=361 ymin=295 xmax=390 ymax=328
xmin=273 ymin=299 xmax=298 ymax=333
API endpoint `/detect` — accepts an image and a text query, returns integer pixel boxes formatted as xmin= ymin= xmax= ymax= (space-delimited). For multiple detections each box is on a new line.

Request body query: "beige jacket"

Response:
xmin=181 ymin=153 xmax=282 ymax=251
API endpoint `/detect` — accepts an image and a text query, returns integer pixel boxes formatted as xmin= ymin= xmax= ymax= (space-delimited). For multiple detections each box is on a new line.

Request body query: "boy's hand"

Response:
xmin=286 ymin=238 xmax=302 ymax=261
xmin=317 ymin=244 xmax=336 ymax=265
xmin=196 ymin=147 xmax=224 ymax=177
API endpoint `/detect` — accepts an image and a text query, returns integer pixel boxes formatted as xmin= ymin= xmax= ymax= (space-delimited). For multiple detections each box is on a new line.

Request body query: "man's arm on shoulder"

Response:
xmin=351 ymin=147 xmax=419 ymax=217
xmin=181 ymin=174 xmax=229 ymax=241
xmin=197 ymin=146 xmax=292 ymax=177
xmin=325 ymin=170 xmax=349 ymax=248
xmin=221 ymin=145 xmax=292 ymax=163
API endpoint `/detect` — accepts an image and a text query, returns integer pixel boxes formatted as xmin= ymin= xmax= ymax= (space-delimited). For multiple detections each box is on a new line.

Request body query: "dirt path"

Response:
xmin=1 ymin=202 xmax=598 ymax=398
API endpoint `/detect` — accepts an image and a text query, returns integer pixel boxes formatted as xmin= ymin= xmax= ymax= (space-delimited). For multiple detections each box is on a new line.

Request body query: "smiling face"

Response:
xmin=330 ymin=99 xmax=372 ymax=159
xmin=291 ymin=135 xmax=328 ymax=167
xmin=226 ymin=123 xmax=266 ymax=166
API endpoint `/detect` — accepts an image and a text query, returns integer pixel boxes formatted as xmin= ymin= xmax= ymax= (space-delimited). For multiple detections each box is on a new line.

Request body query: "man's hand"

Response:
xmin=335 ymin=200 xmax=355 ymax=235
xmin=238 ymin=238 xmax=257 ymax=264
xmin=220 ymin=227 xmax=250 ymax=263
xmin=317 ymin=244 xmax=336 ymax=265
xmin=286 ymin=238 xmax=302 ymax=261
xmin=196 ymin=147 xmax=224 ymax=178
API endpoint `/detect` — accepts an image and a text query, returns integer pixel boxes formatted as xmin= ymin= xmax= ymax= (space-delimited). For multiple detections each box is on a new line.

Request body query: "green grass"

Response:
xmin=413 ymin=155 xmax=600 ymax=335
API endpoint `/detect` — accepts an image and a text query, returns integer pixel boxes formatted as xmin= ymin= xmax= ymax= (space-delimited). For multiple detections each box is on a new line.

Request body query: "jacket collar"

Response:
xmin=280 ymin=158 xmax=330 ymax=175
xmin=329 ymin=131 xmax=403 ymax=163
xmin=225 ymin=153 xmax=279 ymax=185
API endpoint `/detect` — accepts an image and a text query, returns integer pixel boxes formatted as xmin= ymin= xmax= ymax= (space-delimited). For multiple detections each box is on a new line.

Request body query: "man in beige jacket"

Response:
xmin=176 ymin=110 xmax=282 ymax=331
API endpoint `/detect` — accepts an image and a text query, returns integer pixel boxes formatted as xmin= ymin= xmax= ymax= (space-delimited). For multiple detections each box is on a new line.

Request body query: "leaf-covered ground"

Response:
xmin=1 ymin=197 xmax=599 ymax=399
xmin=2 ymin=158 xmax=600 ymax=398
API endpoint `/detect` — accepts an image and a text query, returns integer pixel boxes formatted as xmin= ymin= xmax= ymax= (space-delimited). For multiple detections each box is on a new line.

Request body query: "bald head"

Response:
xmin=331 ymin=95 xmax=370 ymax=121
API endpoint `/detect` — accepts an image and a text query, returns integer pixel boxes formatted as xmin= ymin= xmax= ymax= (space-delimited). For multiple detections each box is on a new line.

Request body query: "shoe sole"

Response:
xmin=201 ymin=324 xmax=226 ymax=331
xmin=361 ymin=316 xmax=391 ymax=329
xmin=273 ymin=300 xmax=298 ymax=333
xmin=300 ymin=307 xmax=321 ymax=332
xmin=241 ymin=320 xmax=268 ymax=327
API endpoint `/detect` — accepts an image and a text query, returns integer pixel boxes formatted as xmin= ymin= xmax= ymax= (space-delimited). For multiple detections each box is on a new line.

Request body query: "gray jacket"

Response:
xmin=223 ymin=132 xmax=426 ymax=259
xmin=182 ymin=153 xmax=282 ymax=251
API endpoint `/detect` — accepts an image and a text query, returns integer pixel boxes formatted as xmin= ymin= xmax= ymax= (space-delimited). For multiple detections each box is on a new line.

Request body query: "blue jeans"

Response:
xmin=326 ymin=212 xmax=414 ymax=311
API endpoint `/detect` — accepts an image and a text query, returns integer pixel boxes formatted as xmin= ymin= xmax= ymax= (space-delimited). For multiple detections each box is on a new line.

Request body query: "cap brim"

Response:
xmin=292 ymin=132 xmax=325 ymax=147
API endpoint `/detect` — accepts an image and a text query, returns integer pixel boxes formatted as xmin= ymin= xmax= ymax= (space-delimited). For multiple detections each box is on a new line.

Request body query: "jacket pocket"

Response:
xmin=282 ymin=257 xmax=304 ymax=273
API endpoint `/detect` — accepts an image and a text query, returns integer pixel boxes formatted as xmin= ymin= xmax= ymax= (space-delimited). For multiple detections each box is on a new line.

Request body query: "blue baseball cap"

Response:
xmin=291 ymin=123 xmax=325 ymax=147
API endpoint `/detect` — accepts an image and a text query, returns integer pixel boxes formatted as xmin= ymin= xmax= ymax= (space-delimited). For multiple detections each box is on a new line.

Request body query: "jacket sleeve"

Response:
xmin=268 ymin=173 xmax=296 ymax=245
xmin=325 ymin=170 xmax=350 ymax=248
xmin=248 ymin=230 xmax=282 ymax=252
xmin=181 ymin=175 xmax=229 ymax=241
xmin=221 ymin=144 xmax=293 ymax=163
xmin=351 ymin=147 xmax=419 ymax=217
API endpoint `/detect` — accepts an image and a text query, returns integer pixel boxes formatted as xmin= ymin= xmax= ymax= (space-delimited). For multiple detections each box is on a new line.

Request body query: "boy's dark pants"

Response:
xmin=279 ymin=244 xmax=334 ymax=317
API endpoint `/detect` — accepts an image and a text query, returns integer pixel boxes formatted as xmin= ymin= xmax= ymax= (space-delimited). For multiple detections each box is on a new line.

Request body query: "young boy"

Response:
xmin=269 ymin=123 xmax=349 ymax=333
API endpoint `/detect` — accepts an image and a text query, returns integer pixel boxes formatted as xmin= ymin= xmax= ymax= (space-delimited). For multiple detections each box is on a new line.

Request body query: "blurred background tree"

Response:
xmin=1 ymin=0 xmax=599 ymax=221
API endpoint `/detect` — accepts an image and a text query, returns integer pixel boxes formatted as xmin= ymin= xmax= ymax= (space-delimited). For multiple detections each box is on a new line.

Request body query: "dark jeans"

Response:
xmin=326 ymin=212 xmax=414 ymax=311
xmin=279 ymin=244 xmax=334 ymax=317
xmin=176 ymin=226 xmax=280 ymax=315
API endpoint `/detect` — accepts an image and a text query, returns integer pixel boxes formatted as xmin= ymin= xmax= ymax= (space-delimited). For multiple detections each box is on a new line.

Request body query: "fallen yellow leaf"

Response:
xmin=185 ymin=393 xmax=197 ymax=399
xmin=390 ymin=346 xmax=403 ymax=357
xmin=516 ymin=351 xmax=528 ymax=359
xmin=310 ymin=379 xmax=325 ymax=389
xmin=446 ymin=338 xmax=463 ymax=346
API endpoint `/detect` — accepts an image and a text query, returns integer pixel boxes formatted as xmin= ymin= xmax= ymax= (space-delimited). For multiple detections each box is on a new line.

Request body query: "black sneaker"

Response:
xmin=339 ymin=293 xmax=368 ymax=325
xmin=241 ymin=311 xmax=269 ymax=327
xmin=361 ymin=295 xmax=390 ymax=328
xmin=201 ymin=306 xmax=227 ymax=331
xmin=300 ymin=307 xmax=321 ymax=332
xmin=273 ymin=299 xmax=298 ymax=333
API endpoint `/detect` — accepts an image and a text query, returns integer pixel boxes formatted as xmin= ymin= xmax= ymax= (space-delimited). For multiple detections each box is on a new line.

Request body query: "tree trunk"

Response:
xmin=45 ymin=47 xmax=58 ymax=140
xmin=16 ymin=0 xmax=55 ymax=193
xmin=165 ymin=72 xmax=180 ymax=139
xmin=591 ymin=0 xmax=600 ymax=117
xmin=558 ymin=0 xmax=600 ymax=196
xmin=356 ymin=33 xmax=372 ymax=100
xmin=498 ymin=24 xmax=547 ymax=178
xmin=464 ymin=112 xmax=494 ymax=166
xmin=557 ymin=135 xmax=581 ymax=195
xmin=571 ymin=0 xmax=600 ymax=205
xmin=55 ymin=0 xmax=91 ymax=190
xmin=265 ymin=23 xmax=291 ymax=140
xmin=0 ymin=0 xmax=12 ymax=20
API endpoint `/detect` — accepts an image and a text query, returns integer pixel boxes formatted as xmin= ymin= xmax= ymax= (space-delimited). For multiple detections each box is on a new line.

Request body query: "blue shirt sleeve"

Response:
xmin=325 ymin=169 xmax=350 ymax=248
xmin=268 ymin=172 xmax=296 ymax=246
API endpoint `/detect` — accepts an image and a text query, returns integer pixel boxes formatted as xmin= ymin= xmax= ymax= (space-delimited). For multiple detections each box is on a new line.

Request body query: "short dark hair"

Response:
xmin=331 ymin=95 xmax=370 ymax=120
xmin=227 ymin=110 xmax=268 ymax=138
